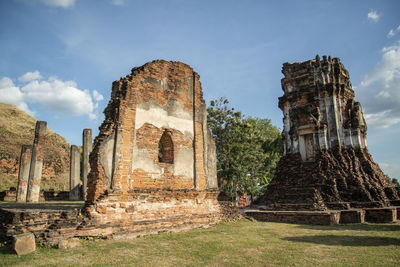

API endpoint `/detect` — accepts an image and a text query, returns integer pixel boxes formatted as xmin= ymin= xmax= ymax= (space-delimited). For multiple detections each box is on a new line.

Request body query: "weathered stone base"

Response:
xmin=364 ymin=207 xmax=397 ymax=223
xmin=0 ymin=189 xmax=221 ymax=246
xmin=245 ymin=210 xmax=340 ymax=225
xmin=84 ymin=189 xmax=221 ymax=237
xmin=339 ymin=210 xmax=365 ymax=224
xmin=0 ymin=204 xmax=84 ymax=246
xmin=79 ymin=213 xmax=220 ymax=241
xmin=246 ymin=207 xmax=400 ymax=225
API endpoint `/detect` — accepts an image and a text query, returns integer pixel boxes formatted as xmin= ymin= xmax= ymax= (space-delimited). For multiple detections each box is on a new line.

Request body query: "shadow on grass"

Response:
xmin=0 ymin=245 xmax=14 ymax=255
xmin=0 ymin=201 xmax=84 ymax=211
xmin=282 ymin=235 xmax=400 ymax=246
xmin=296 ymin=223 xmax=400 ymax=232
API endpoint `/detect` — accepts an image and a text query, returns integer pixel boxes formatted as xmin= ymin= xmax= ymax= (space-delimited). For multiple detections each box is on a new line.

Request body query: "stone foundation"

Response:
xmin=84 ymin=189 xmax=221 ymax=235
xmin=339 ymin=210 xmax=365 ymax=224
xmin=0 ymin=205 xmax=84 ymax=246
xmin=0 ymin=190 xmax=221 ymax=246
xmin=364 ymin=207 xmax=397 ymax=223
xmin=246 ymin=207 xmax=399 ymax=225
xmin=245 ymin=210 xmax=340 ymax=225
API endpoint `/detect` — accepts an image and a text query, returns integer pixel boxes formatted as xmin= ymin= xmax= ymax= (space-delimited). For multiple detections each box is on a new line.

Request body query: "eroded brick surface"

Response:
xmin=258 ymin=56 xmax=400 ymax=211
xmin=0 ymin=61 xmax=221 ymax=246
xmin=84 ymin=60 xmax=220 ymax=234
xmin=245 ymin=210 xmax=340 ymax=225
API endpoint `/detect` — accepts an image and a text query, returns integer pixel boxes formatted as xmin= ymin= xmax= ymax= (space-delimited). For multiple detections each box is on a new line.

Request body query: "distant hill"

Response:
xmin=0 ymin=103 xmax=70 ymax=191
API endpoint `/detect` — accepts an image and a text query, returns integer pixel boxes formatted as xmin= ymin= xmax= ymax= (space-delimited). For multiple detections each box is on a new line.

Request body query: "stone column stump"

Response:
xmin=82 ymin=129 xmax=92 ymax=200
xmin=69 ymin=145 xmax=81 ymax=201
xmin=26 ymin=121 xmax=47 ymax=203
xmin=16 ymin=145 xmax=32 ymax=202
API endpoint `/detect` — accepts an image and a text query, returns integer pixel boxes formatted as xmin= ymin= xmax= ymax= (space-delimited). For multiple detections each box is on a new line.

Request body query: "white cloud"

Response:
xmin=18 ymin=70 xmax=42 ymax=83
xmin=356 ymin=41 xmax=400 ymax=128
xmin=0 ymin=77 xmax=35 ymax=115
xmin=0 ymin=71 xmax=102 ymax=120
xmin=367 ymin=10 xmax=380 ymax=22
xmin=387 ymin=25 xmax=400 ymax=38
xmin=376 ymin=90 xmax=390 ymax=98
xmin=38 ymin=0 xmax=75 ymax=8
xmin=364 ymin=111 xmax=400 ymax=128
xmin=20 ymin=0 xmax=75 ymax=8
xmin=93 ymin=90 xmax=104 ymax=101
xmin=379 ymin=162 xmax=400 ymax=179
xmin=111 ymin=0 xmax=125 ymax=6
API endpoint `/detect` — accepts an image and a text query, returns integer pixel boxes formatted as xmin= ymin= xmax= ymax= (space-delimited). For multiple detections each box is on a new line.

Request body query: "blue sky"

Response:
xmin=0 ymin=0 xmax=399 ymax=178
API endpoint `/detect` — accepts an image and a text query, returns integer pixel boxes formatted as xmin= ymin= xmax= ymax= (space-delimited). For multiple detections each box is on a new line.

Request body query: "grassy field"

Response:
xmin=1 ymin=219 xmax=399 ymax=266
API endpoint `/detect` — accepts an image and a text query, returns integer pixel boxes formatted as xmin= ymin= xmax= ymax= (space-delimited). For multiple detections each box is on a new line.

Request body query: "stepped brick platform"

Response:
xmin=0 ymin=198 xmax=240 ymax=246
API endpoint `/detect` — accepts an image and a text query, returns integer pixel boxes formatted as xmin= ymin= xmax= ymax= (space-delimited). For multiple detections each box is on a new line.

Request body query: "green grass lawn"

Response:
xmin=1 ymin=219 xmax=400 ymax=266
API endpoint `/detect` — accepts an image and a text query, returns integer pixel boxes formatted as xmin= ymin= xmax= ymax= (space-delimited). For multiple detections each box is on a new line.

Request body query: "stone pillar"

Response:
xmin=26 ymin=121 xmax=47 ymax=203
xmin=16 ymin=145 xmax=32 ymax=202
xmin=82 ymin=129 xmax=92 ymax=200
xmin=69 ymin=145 xmax=81 ymax=201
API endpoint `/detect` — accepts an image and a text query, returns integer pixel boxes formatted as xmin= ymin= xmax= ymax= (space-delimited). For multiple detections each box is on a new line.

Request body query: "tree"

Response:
xmin=207 ymin=97 xmax=282 ymax=201
xmin=391 ymin=178 xmax=400 ymax=195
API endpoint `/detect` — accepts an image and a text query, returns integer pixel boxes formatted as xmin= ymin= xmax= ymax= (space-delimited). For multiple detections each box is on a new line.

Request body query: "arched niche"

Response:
xmin=158 ymin=130 xmax=174 ymax=164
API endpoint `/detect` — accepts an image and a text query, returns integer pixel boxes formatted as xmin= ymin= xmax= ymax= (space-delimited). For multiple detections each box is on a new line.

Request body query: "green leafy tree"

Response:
xmin=391 ymin=178 xmax=400 ymax=195
xmin=207 ymin=97 xmax=282 ymax=201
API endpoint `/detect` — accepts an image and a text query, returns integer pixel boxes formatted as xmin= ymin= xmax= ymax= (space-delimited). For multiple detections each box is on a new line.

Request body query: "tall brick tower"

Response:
xmin=259 ymin=55 xmax=400 ymax=210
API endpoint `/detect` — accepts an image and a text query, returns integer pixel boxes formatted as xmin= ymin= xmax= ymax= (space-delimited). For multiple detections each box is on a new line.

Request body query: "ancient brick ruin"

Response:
xmin=2 ymin=56 xmax=399 ymax=247
xmin=257 ymin=56 xmax=400 ymax=211
xmin=0 ymin=60 xmax=231 ymax=246
xmin=83 ymin=60 xmax=221 ymax=235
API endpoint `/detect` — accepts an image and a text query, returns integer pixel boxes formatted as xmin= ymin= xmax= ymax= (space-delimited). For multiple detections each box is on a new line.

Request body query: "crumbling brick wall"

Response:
xmin=85 ymin=60 xmax=220 ymax=232
xmin=258 ymin=56 xmax=400 ymax=210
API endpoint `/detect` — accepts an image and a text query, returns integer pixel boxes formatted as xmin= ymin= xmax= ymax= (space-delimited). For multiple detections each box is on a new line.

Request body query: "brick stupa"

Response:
xmin=258 ymin=56 xmax=400 ymax=210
